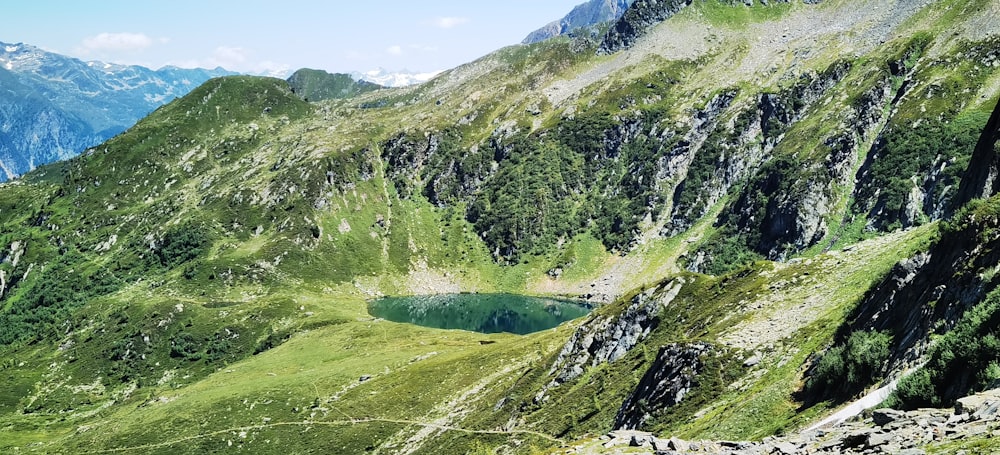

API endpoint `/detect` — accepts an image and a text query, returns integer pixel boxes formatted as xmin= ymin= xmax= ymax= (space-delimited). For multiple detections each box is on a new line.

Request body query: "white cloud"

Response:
xmin=409 ymin=44 xmax=438 ymax=52
xmin=430 ymin=17 xmax=469 ymax=29
xmin=165 ymin=46 xmax=289 ymax=76
xmin=386 ymin=45 xmax=403 ymax=56
xmin=212 ymin=46 xmax=248 ymax=66
xmin=254 ymin=61 xmax=291 ymax=78
xmin=81 ymin=32 xmax=154 ymax=52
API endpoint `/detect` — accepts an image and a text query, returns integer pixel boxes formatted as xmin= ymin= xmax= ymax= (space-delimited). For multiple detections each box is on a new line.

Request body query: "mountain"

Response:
xmin=2 ymin=0 xmax=1000 ymax=453
xmin=523 ymin=0 xmax=635 ymax=44
xmin=286 ymin=68 xmax=382 ymax=102
xmin=0 ymin=42 xmax=233 ymax=180
xmin=354 ymin=67 xmax=442 ymax=87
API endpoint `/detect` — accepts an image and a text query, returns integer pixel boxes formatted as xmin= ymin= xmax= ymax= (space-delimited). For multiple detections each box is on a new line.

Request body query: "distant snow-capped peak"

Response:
xmin=354 ymin=68 xmax=442 ymax=88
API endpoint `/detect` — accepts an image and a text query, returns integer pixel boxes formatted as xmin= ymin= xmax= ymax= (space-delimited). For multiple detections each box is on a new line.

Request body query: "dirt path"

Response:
xmin=82 ymin=417 xmax=563 ymax=454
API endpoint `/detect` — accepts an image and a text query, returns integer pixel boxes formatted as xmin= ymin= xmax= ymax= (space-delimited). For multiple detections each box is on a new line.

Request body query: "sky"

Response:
xmin=3 ymin=0 xmax=586 ymax=76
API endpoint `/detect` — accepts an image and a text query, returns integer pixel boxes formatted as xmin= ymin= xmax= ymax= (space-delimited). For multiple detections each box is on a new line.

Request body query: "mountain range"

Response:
xmin=0 ymin=42 xmax=232 ymax=180
xmin=353 ymin=67 xmax=443 ymax=88
xmin=523 ymin=0 xmax=636 ymax=43
xmin=2 ymin=0 xmax=1000 ymax=454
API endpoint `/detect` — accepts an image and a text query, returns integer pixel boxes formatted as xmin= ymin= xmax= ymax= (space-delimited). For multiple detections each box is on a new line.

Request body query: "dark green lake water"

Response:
xmin=367 ymin=293 xmax=592 ymax=335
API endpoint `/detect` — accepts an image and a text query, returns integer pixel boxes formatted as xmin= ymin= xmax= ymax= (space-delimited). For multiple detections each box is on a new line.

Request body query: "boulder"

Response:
xmin=867 ymin=432 xmax=893 ymax=448
xmin=772 ymin=441 xmax=800 ymax=454
xmin=743 ymin=354 xmax=762 ymax=367
xmin=872 ymin=408 xmax=906 ymax=427
xmin=955 ymin=389 xmax=1000 ymax=416
xmin=667 ymin=437 xmax=689 ymax=452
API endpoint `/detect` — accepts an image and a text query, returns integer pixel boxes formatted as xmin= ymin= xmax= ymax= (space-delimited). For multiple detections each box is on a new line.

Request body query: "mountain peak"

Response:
xmin=353 ymin=68 xmax=442 ymax=87
xmin=523 ymin=0 xmax=635 ymax=44
xmin=0 ymin=41 xmax=235 ymax=180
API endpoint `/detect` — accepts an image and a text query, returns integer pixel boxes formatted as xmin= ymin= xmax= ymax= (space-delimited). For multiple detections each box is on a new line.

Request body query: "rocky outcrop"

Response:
xmin=829 ymin=88 xmax=1000 ymax=379
xmin=954 ymin=95 xmax=1000 ymax=207
xmin=813 ymin=201 xmax=1000 ymax=400
xmin=853 ymin=37 xmax=1000 ymax=231
xmin=614 ymin=342 xmax=713 ymax=430
xmin=523 ymin=0 xmax=635 ymax=44
xmin=688 ymin=63 xmax=866 ymax=268
xmin=536 ymin=278 xmax=684 ymax=402
xmin=664 ymin=89 xmax=745 ymax=235
xmin=597 ymin=0 xmax=693 ymax=55
xmin=590 ymin=388 xmax=1000 ymax=453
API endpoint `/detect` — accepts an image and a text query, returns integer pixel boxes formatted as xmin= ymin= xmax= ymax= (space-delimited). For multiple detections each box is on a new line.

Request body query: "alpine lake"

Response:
xmin=367 ymin=293 xmax=593 ymax=335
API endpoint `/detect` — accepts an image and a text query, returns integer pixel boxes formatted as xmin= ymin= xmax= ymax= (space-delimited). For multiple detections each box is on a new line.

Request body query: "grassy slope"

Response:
xmin=0 ymin=0 xmax=998 ymax=453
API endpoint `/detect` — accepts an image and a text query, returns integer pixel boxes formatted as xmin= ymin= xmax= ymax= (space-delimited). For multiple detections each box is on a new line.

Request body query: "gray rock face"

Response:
xmin=614 ymin=342 xmax=712 ymax=429
xmin=523 ymin=0 xmax=636 ymax=44
xmin=536 ymin=279 xmax=684 ymax=402
xmin=689 ymin=62 xmax=867 ymax=268
xmin=954 ymin=94 xmax=1000 ymax=207
xmin=873 ymin=408 xmax=906 ymax=427
xmin=597 ymin=0 xmax=694 ymax=55
xmin=829 ymin=201 xmax=1000 ymax=387
xmin=664 ymin=89 xmax=746 ymax=236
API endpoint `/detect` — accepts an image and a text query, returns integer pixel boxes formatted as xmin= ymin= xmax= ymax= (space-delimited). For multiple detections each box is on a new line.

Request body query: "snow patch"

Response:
xmin=5 ymin=45 xmax=18 ymax=53
xmin=144 ymin=93 xmax=167 ymax=103
xmin=355 ymin=68 xmax=442 ymax=87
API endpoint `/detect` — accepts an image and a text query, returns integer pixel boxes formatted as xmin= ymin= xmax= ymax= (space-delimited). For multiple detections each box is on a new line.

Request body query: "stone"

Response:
xmin=615 ymin=342 xmax=712 ymax=429
xmin=841 ymin=429 xmax=873 ymax=448
xmin=817 ymin=439 xmax=843 ymax=451
xmin=743 ymin=355 xmax=762 ymax=367
xmin=630 ymin=432 xmax=654 ymax=447
xmin=772 ymin=441 xmax=800 ymax=454
xmin=598 ymin=0 xmax=695 ymax=55
xmin=974 ymin=400 xmax=1000 ymax=420
xmin=947 ymin=413 xmax=970 ymax=425
xmin=667 ymin=437 xmax=689 ymax=452
xmin=651 ymin=437 xmax=674 ymax=452
xmin=867 ymin=432 xmax=892 ymax=448
xmin=872 ymin=408 xmax=906 ymax=427
xmin=898 ymin=449 xmax=926 ymax=455
xmin=719 ymin=440 xmax=752 ymax=450
xmin=955 ymin=391 xmax=1000 ymax=415
xmin=967 ymin=423 xmax=989 ymax=437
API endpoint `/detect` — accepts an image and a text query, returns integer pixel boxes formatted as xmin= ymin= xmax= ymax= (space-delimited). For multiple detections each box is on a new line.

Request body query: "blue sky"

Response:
xmin=4 ymin=1 xmax=585 ymax=75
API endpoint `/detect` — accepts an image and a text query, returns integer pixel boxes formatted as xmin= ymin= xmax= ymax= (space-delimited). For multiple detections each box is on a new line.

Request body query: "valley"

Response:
xmin=2 ymin=0 xmax=1000 ymax=453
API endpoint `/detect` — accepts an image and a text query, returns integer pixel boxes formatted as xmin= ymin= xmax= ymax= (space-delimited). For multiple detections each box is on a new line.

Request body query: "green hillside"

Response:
xmin=2 ymin=0 xmax=1000 ymax=453
xmin=286 ymin=68 xmax=382 ymax=102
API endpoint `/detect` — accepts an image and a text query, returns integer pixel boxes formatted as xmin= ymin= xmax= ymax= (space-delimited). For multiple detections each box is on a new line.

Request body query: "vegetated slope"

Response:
xmin=0 ymin=41 xmax=233 ymax=180
xmin=286 ymin=68 xmax=382 ymax=102
xmin=1 ymin=0 xmax=999 ymax=453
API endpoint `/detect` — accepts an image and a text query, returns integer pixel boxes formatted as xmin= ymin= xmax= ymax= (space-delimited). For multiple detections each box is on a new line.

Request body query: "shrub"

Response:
xmin=804 ymin=330 xmax=892 ymax=401
xmin=156 ymin=225 xmax=210 ymax=268
xmin=886 ymin=288 xmax=1000 ymax=409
